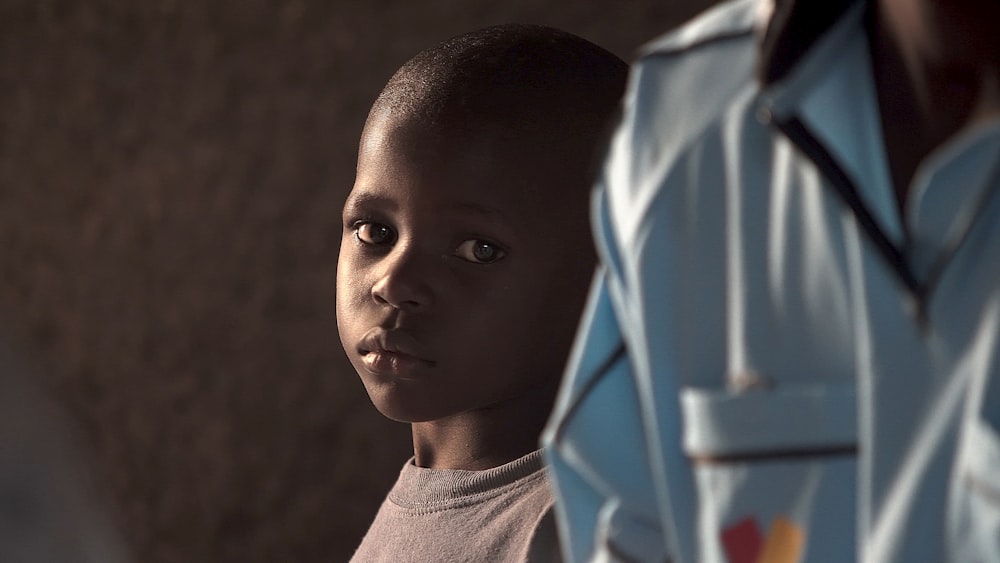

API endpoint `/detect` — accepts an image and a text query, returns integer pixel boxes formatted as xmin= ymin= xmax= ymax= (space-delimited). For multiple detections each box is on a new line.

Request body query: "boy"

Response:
xmin=336 ymin=24 xmax=626 ymax=562
xmin=544 ymin=0 xmax=1000 ymax=561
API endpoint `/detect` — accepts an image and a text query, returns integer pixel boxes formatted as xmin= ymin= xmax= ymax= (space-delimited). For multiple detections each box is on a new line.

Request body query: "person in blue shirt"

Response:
xmin=543 ymin=0 xmax=1000 ymax=561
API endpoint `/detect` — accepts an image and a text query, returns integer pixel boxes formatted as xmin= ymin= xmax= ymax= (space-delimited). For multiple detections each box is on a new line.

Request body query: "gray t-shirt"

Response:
xmin=351 ymin=449 xmax=560 ymax=562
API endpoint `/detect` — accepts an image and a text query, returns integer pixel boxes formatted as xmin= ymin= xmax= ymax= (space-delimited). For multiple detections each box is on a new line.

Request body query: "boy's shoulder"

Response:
xmin=352 ymin=453 xmax=552 ymax=562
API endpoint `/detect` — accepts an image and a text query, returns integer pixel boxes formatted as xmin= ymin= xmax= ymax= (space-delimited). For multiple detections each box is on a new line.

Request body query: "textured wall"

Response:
xmin=0 ymin=1 xmax=713 ymax=561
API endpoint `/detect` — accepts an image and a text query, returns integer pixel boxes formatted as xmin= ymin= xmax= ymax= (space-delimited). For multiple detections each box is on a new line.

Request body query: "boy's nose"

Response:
xmin=370 ymin=249 xmax=433 ymax=311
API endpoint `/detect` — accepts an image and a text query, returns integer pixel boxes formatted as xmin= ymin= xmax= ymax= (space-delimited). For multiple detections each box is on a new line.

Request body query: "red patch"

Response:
xmin=721 ymin=517 xmax=763 ymax=563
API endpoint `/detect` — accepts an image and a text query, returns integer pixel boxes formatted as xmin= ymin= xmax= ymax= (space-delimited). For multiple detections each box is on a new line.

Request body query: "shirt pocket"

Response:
xmin=680 ymin=383 xmax=857 ymax=563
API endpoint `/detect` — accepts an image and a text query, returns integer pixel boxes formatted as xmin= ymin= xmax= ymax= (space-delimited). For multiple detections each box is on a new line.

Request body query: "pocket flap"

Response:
xmin=681 ymin=383 xmax=857 ymax=460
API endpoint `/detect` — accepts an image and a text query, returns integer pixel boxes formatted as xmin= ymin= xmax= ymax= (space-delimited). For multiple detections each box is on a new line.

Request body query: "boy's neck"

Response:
xmin=870 ymin=0 xmax=1000 ymax=213
xmin=409 ymin=381 xmax=559 ymax=471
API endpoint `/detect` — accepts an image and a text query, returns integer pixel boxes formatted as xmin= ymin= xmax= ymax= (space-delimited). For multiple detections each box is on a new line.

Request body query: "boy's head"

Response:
xmin=337 ymin=24 xmax=627 ymax=423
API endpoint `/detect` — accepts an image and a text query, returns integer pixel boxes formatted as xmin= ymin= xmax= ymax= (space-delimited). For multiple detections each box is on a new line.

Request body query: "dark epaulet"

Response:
xmin=637 ymin=0 xmax=762 ymax=61
xmin=757 ymin=0 xmax=856 ymax=84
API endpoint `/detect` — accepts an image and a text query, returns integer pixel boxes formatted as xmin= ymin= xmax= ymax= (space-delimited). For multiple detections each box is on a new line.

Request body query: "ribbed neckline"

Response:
xmin=387 ymin=449 xmax=546 ymax=510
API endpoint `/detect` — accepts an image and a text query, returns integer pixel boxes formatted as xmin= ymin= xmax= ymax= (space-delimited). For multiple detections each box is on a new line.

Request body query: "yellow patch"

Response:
xmin=757 ymin=516 xmax=805 ymax=563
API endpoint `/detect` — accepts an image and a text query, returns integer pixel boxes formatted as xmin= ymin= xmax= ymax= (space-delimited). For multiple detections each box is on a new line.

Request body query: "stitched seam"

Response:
xmin=388 ymin=470 xmax=548 ymax=515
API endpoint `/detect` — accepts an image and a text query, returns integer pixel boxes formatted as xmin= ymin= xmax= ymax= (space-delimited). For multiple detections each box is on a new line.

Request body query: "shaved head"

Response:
xmin=363 ymin=24 xmax=628 ymax=181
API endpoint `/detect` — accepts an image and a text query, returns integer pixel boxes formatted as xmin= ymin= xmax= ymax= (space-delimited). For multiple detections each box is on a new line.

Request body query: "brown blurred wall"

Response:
xmin=0 ymin=1 xmax=715 ymax=561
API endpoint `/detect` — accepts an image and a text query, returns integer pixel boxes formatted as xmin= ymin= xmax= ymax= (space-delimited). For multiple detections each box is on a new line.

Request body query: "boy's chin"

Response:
xmin=366 ymin=394 xmax=444 ymax=424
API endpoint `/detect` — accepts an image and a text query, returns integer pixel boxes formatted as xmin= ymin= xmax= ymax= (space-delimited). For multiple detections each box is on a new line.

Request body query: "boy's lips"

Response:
xmin=357 ymin=329 xmax=435 ymax=373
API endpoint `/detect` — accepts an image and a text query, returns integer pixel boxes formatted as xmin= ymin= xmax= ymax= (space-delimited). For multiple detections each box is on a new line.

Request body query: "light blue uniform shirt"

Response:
xmin=543 ymin=0 xmax=1000 ymax=561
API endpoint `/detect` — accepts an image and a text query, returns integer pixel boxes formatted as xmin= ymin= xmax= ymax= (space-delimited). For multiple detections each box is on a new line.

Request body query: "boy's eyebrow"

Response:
xmin=347 ymin=194 xmax=509 ymax=219
xmin=343 ymin=192 xmax=397 ymax=214
xmin=344 ymin=192 xmax=515 ymax=229
xmin=448 ymin=202 xmax=510 ymax=223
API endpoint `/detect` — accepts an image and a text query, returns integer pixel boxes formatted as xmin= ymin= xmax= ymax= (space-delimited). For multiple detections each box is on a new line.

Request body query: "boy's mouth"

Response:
xmin=360 ymin=350 xmax=432 ymax=376
xmin=357 ymin=329 xmax=435 ymax=374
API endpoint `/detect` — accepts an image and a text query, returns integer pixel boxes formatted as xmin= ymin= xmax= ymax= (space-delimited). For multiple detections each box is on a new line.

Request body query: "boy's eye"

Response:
xmin=355 ymin=222 xmax=396 ymax=245
xmin=455 ymin=239 xmax=506 ymax=264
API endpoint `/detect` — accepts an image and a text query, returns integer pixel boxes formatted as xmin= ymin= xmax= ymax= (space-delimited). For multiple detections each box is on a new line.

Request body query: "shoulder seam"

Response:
xmin=640 ymin=27 xmax=754 ymax=62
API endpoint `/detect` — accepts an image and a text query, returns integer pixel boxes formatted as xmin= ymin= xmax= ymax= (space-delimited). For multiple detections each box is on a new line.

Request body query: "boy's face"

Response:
xmin=336 ymin=115 xmax=594 ymax=423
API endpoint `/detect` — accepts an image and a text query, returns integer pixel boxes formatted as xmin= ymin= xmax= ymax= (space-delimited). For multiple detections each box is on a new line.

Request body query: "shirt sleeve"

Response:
xmin=542 ymin=182 xmax=671 ymax=563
